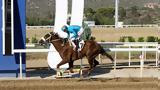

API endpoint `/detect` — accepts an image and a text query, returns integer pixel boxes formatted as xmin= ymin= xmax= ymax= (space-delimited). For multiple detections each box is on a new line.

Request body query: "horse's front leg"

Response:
xmin=57 ymin=60 xmax=68 ymax=68
xmin=68 ymin=60 xmax=74 ymax=73
xmin=56 ymin=60 xmax=68 ymax=77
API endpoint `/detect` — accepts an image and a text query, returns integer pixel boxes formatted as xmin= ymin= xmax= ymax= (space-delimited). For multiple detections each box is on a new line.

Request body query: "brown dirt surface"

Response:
xmin=91 ymin=27 xmax=159 ymax=42
xmin=26 ymin=27 xmax=160 ymax=42
xmin=0 ymin=78 xmax=159 ymax=90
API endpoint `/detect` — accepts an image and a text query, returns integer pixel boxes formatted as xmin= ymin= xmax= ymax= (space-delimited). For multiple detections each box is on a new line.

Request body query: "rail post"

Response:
xmin=128 ymin=45 xmax=131 ymax=66
xmin=140 ymin=51 xmax=144 ymax=77
xmin=114 ymin=51 xmax=117 ymax=71
xmin=156 ymin=45 xmax=159 ymax=67
xmin=19 ymin=53 xmax=23 ymax=79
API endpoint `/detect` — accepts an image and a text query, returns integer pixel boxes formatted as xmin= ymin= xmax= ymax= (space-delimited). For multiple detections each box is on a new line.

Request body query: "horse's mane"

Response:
xmin=50 ymin=32 xmax=61 ymax=39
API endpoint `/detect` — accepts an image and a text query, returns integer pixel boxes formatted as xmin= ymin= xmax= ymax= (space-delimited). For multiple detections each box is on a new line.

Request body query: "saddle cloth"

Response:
xmin=78 ymin=40 xmax=85 ymax=51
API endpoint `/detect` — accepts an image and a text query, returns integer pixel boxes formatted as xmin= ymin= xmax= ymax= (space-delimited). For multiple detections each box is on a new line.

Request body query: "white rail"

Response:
xmin=106 ymin=48 xmax=157 ymax=52
xmin=101 ymin=42 xmax=159 ymax=77
xmin=90 ymin=24 xmax=159 ymax=28
xmin=13 ymin=49 xmax=55 ymax=79
xmin=14 ymin=42 xmax=160 ymax=79
xmin=26 ymin=26 xmax=54 ymax=30
xmin=98 ymin=42 xmax=158 ymax=46
xmin=13 ymin=49 xmax=54 ymax=53
xmin=26 ymin=24 xmax=159 ymax=30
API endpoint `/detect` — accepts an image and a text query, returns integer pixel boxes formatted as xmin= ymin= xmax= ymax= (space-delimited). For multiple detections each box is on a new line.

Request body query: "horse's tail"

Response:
xmin=100 ymin=46 xmax=114 ymax=63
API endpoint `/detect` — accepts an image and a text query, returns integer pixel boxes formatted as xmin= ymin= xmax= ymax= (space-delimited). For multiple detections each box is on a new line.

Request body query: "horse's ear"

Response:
xmin=53 ymin=32 xmax=58 ymax=35
xmin=50 ymin=32 xmax=54 ymax=35
xmin=55 ymin=33 xmax=58 ymax=35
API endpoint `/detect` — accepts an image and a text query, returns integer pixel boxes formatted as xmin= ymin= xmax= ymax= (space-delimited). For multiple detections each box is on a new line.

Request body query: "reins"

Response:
xmin=51 ymin=39 xmax=61 ymax=42
xmin=43 ymin=32 xmax=62 ymax=43
xmin=49 ymin=32 xmax=61 ymax=42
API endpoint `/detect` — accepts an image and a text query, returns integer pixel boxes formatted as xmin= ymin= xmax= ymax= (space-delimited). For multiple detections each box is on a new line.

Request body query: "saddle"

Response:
xmin=78 ymin=40 xmax=85 ymax=51
xmin=61 ymin=38 xmax=85 ymax=51
xmin=71 ymin=39 xmax=85 ymax=51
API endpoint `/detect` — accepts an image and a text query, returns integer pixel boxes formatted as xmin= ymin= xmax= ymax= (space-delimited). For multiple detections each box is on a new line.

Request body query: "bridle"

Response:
xmin=51 ymin=38 xmax=61 ymax=42
xmin=42 ymin=32 xmax=61 ymax=43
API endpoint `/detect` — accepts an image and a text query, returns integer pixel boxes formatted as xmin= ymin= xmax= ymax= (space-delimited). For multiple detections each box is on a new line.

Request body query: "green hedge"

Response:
xmin=118 ymin=36 xmax=160 ymax=43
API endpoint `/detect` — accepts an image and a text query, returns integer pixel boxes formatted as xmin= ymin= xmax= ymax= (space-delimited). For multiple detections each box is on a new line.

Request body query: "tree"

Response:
xmin=130 ymin=6 xmax=140 ymax=17
xmin=119 ymin=7 xmax=126 ymax=21
xmin=94 ymin=8 xmax=115 ymax=25
xmin=139 ymin=14 xmax=153 ymax=24
xmin=84 ymin=8 xmax=95 ymax=21
xmin=96 ymin=8 xmax=114 ymax=18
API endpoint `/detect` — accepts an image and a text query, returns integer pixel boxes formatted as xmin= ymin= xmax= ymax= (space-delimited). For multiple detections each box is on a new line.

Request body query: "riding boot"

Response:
xmin=75 ymin=40 xmax=79 ymax=51
xmin=61 ymin=38 xmax=67 ymax=46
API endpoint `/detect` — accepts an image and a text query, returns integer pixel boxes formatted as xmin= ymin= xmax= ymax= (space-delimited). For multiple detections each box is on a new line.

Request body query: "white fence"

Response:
xmin=13 ymin=49 xmax=54 ymax=79
xmin=27 ymin=26 xmax=54 ymax=30
xmin=99 ymin=42 xmax=159 ymax=67
xmin=26 ymin=24 xmax=159 ymax=30
xmin=16 ymin=42 xmax=160 ymax=79
xmin=99 ymin=42 xmax=159 ymax=77
xmin=91 ymin=24 xmax=159 ymax=28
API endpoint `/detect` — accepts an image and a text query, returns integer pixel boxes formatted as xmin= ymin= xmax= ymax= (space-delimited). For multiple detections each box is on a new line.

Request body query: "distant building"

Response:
xmin=84 ymin=21 xmax=95 ymax=26
xmin=144 ymin=3 xmax=160 ymax=9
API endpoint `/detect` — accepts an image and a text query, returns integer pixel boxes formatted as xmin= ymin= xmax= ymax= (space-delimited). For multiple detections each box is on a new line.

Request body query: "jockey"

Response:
xmin=61 ymin=25 xmax=83 ymax=50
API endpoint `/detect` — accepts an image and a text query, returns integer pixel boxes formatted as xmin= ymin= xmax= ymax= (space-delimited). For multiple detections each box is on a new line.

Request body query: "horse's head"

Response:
xmin=39 ymin=32 xmax=60 ymax=45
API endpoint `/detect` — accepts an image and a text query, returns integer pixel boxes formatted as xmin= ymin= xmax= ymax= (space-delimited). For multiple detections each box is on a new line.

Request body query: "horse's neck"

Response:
xmin=51 ymin=40 xmax=63 ymax=52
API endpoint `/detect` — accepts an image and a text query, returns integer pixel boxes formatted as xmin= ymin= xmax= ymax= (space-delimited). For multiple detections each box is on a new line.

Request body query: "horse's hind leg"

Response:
xmin=94 ymin=59 xmax=99 ymax=67
xmin=86 ymin=58 xmax=95 ymax=76
xmin=87 ymin=58 xmax=99 ymax=75
xmin=86 ymin=54 xmax=99 ymax=75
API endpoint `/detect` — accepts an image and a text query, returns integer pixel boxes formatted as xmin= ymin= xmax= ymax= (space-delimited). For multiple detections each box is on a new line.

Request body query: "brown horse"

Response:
xmin=39 ymin=32 xmax=114 ymax=75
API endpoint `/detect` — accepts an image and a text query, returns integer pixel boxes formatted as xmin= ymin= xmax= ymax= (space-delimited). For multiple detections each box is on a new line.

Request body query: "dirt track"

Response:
xmin=0 ymin=78 xmax=159 ymax=90
xmin=26 ymin=27 xmax=160 ymax=42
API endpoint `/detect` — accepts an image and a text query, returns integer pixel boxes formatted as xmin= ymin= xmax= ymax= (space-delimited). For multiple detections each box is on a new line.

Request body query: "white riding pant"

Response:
xmin=78 ymin=28 xmax=84 ymax=36
xmin=69 ymin=33 xmax=76 ymax=48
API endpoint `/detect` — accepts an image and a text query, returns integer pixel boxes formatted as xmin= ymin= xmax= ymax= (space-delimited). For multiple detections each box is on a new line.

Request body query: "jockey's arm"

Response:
xmin=71 ymin=30 xmax=78 ymax=39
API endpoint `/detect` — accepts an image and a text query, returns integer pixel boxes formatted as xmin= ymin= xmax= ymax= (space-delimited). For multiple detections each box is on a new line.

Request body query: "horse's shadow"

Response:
xmin=26 ymin=60 xmax=157 ymax=78
xmin=26 ymin=64 xmax=113 ymax=78
xmin=26 ymin=67 xmax=57 ymax=78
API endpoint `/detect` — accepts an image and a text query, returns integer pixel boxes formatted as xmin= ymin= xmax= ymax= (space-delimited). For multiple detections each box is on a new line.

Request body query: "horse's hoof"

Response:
xmin=70 ymin=70 xmax=74 ymax=73
xmin=79 ymin=68 xmax=91 ymax=78
xmin=56 ymin=71 xmax=63 ymax=77
xmin=64 ymin=69 xmax=74 ymax=73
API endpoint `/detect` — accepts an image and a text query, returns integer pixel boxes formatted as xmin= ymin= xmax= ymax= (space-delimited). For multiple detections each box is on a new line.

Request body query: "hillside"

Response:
xmin=26 ymin=0 xmax=160 ymax=18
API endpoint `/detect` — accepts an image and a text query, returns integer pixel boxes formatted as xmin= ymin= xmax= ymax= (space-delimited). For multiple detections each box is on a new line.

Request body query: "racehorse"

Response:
xmin=39 ymin=32 xmax=114 ymax=75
